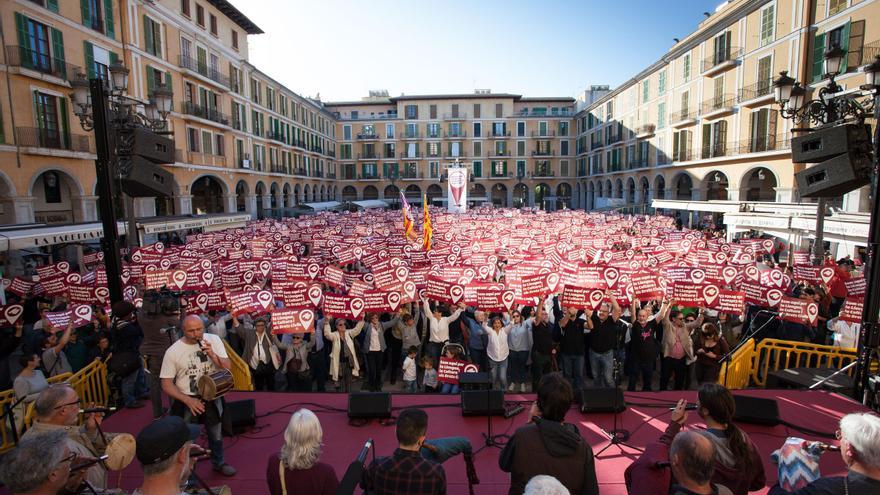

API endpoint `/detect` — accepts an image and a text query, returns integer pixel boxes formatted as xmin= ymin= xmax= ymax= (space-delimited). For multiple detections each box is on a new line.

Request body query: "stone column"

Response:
xmin=11 ymin=197 xmax=36 ymax=224
xmin=132 ymin=197 xmax=157 ymax=218
xmin=71 ymin=195 xmax=99 ymax=223
xmin=842 ymin=186 xmax=870 ymax=213
xmin=245 ymin=194 xmax=257 ymax=219
xmin=223 ymin=194 xmax=237 ymax=213
xmin=726 ymin=187 xmax=741 ymax=202
xmin=774 ymin=187 xmax=793 ymax=203
xmin=174 ymin=195 xmax=193 ymax=215
xmin=506 ymin=186 xmax=513 ymax=208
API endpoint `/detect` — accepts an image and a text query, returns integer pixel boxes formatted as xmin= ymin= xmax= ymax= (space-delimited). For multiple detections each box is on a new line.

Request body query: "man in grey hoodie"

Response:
xmin=499 ymin=372 xmax=599 ymax=495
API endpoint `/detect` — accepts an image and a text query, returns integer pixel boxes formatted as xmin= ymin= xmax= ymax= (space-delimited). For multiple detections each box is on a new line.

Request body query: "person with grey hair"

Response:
xmin=524 ymin=475 xmax=571 ymax=495
xmin=0 ymin=430 xmax=86 ymax=495
xmin=769 ymin=412 xmax=880 ymax=494
xmin=266 ymin=408 xmax=338 ymax=495
xmin=132 ymin=416 xmax=195 ymax=495
xmin=669 ymin=430 xmax=732 ymax=495
xmin=21 ymin=384 xmax=109 ymax=489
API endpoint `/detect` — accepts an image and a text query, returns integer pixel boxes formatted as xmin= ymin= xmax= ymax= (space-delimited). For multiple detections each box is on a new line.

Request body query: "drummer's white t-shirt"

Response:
xmin=159 ymin=333 xmax=228 ymax=396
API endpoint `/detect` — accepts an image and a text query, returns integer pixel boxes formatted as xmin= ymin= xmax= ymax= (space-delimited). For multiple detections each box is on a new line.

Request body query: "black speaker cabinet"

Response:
xmin=119 ymin=156 xmax=174 ymax=197
xmin=579 ymin=388 xmax=626 ymax=413
xmin=459 ymin=372 xmax=492 ymax=391
xmin=795 ymin=150 xmax=872 ymax=198
xmin=791 ymin=124 xmax=871 ymax=163
xmin=732 ymin=395 xmax=780 ymax=426
xmin=117 ymin=126 xmax=175 ymax=163
xmin=347 ymin=392 xmax=391 ymax=419
xmin=460 ymin=390 xmax=505 ymax=416
xmin=225 ymin=399 xmax=256 ymax=435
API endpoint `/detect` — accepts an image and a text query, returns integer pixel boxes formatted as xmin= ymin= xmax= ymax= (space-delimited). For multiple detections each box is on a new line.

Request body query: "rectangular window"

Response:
xmin=829 ymin=0 xmax=847 ymax=16
xmin=196 ymin=4 xmax=204 ymax=27
xmin=561 ymin=141 xmax=569 ymax=156
xmin=429 ymin=105 xmax=437 ymax=119
xmin=517 ymin=141 xmax=525 ymax=156
xmin=756 ymin=55 xmax=773 ymax=96
xmin=451 ymin=104 xmax=459 ymax=118
xmin=386 ymin=123 xmax=394 ymax=139
xmin=495 ymin=103 xmax=503 ymax=118
xmin=659 ymin=71 xmax=666 ymax=94
xmin=473 ymin=141 xmax=482 ymax=157
xmin=472 ymin=160 xmax=482 ymax=178
xmin=473 ymin=122 xmax=481 ymax=137
xmin=429 ymin=162 xmax=440 ymax=178
xmin=558 ymin=121 xmax=569 ymax=137
xmin=232 ymin=30 xmax=239 ymax=50
xmin=144 ymin=16 xmax=162 ymax=56
xmin=642 ymin=80 xmax=649 ymax=103
xmin=406 ymin=123 xmax=417 ymax=138
xmin=187 ymin=127 xmax=200 ymax=152
xmin=538 ymin=121 xmax=548 ymax=137
xmin=405 ymin=105 xmax=418 ymax=119
xmin=658 ymin=102 xmax=666 ymax=129
xmin=201 ymin=130 xmax=213 ymax=155
xmin=427 ymin=123 xmax=440 ymax=139
xmin=560 ymin=160 xmax=569 ymax=177
xmin=182 ymin=0 xmax=191 ymax=17
xmin=759 ymin=5 xmax=775 ymax=47
xmin=428 ymin=142 xmax=439 ymax=157
xmin=209 ymin=14 xmax=217 ymax=36
xmin=473 ymin=103 xmax=481 ymax=118
xmin=517 ymin=121 xmax=525 ymax=137
xmin=683 ymin=53 xmax=691 ymax=81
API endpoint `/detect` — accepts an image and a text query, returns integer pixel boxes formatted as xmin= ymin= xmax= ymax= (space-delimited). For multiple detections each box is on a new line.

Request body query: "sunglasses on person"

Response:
xmin=54 ymin=398 xmax=81 ymax=410
xmin=57 ymin=451 xmax=77 ymax=468
xmin=292 ymin=336 xmax=303 ymax=341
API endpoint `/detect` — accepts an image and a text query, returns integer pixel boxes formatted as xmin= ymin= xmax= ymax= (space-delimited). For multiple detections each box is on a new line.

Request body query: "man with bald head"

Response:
xmin=160 ymin=314 xmax=236 ymax=476
xmin=669 ymin=430 xmax=733 ymax=495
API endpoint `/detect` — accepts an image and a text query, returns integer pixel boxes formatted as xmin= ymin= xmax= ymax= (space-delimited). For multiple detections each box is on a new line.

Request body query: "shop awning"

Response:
xmin=298 ymin=201 xmax=343 ymax=212
xmin=138 ymin=213 xmax=252 ymax=235
xmin=350 ymin=200 xmax=389 ymax=210
xmin=0 ymin=221 xmax=128 ymax=251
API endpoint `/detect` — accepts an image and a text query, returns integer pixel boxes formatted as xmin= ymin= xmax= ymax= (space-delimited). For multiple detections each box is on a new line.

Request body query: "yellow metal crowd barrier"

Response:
xmin=717 ymin=338 xmax=756 ymax=390
xmin=750 ymin=339 xmax=858 ymax=387
xmin=223 ymin=340 xmax=254 ymax=391
xmin=0 ymin=369 xmax=80 ymax=453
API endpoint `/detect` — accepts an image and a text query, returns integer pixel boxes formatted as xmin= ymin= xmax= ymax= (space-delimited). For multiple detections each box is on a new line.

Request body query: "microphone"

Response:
xmin=669 ymin=403 xmax=698 ymax=411
xmin=338 ymin=439 xmax=374 ymax=494
xmin=756 ymin=309 xmax=780 ymax=315
xmin=356 ymin=439 xmax=374 ymax=464
xmin=816 ymin=443 xmax=840 ymax=452
xmin=79 ymin=407 xmax=116 ymax=414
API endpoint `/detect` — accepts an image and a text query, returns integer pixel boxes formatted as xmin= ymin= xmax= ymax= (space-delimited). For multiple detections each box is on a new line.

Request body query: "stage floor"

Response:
xmin=99 ymin=390 xmax=868 ymax=495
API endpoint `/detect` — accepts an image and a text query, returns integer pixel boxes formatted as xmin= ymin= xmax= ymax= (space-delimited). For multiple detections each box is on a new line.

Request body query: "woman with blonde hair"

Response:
xmin=266 ymin=408 xmax=339 ymax=495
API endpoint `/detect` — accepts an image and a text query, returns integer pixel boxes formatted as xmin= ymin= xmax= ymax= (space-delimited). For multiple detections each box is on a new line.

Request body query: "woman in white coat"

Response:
xmin=323 ymin=317 xmax=365 ymax=391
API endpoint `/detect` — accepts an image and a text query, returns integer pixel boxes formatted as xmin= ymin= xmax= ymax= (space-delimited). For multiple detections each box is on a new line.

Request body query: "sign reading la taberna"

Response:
xmin=446 ymin=166 xmax=468 ymax=213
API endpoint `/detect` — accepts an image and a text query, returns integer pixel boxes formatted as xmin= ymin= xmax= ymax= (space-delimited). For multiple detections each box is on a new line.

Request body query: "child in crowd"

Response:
xmin=440 ymin=346 xmax=465 ymax=394
xmin=421 ymin=356 xmax=438 ymax=393
xmin=402 ymin=346 xmax=418 ymax=393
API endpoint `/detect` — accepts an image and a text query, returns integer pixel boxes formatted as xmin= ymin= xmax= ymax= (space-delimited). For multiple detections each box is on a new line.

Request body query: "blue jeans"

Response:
xmin=404 ymin=380 xmax=417 ymax=393
xmin=121 ymin=366 xmax=148 ymax=406
xmin=560 ymin=354 xmax=584 ymax=390
xmin=440 ymin=382 xmax=460 ymax=394
xmin=421 ymin=436 xmax=473 ymax=463
xmin=426 ymin=341 xmax=444 ymax=368
xmin=589 ymin=349 xmax=615 ymax=388
xmin=489 ymin=358 xmax=508 ymax=390
xmin=508 ymin=350 xmax=530 ymax=384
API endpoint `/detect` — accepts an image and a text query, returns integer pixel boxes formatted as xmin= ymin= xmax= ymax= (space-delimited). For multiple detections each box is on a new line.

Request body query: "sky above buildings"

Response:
xmin=229 ymin=0 xmax=724 ymax=102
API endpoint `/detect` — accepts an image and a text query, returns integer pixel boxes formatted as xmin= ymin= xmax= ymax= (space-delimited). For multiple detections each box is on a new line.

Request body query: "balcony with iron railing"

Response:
xmin=532 ymin=149 xmax=555 ymax=157
xmin=178 ymin=55 xmax=230 ymax=87
xmin=293 ymin=168 xmax=307 ymax=176
xmin=359 ymin=173 xmax=379 ymax=180
xmin=490 ymin=171 xmax=512 ymax=178
xmin=444 ymin=130 xmax=468 ymax=138
xmin=531 ymin=130 xmax=557 ymax=138
xmin=401 ymin=170 xmax=423 ymax=179
xmin=514 ymin=109 xmax=574 ymax=117
xmin=270 ymin=165 xmax=290 ymax=175
xmin=186 ymin=150 xmax=226 ymax=167
xmin=356 ymin=132 xmax=380 ymax=140
xmin=672 ymin=149 xmax=695 ymax=162
xmin=628 ymin=158 xmax=648 ymax=169
xmin=490 ymin=149 xmax=510 ymax=157
xmin=701 ymin=142 xmax=732 ymax=159
xmin=341 ymin=171 xmax=357 ymax=180
xmin=182 ymin=102 xmax=230 ymax=125
xmin=702 ymin=47 xmax=743 ymax=75
xmin=292 ymin=139 xmax=307 ymax=150
xmin=442 ymin=112 xmax=468 ymax=120
xmin=700 ymin=94 xmax=737 ymax=119
xmin=671 ymin=108 xmax=699 ymax=127
xmin=532 ymin=168 xmax=554 ymax=178
xmin=400 ymin=151 xmax=422 ymax=159
xmin=267 ymin=130 xmax=285 ymax=143
xmin=310 ymin=145 xmax=323 ymax=154
xmin=735 ymin=133 xmax=791 ymax=154
xmin=15 ymin=127 xmax=92 ymax=153
xmin=425 ymin=131 xmax=442 ymax=139
xmin=737 ymin=79 xmax=774 ymax=106
xmin=402 ymin=132 xmax=421 ymax=139
xmin=327 ymin=172 xmax=337 ymax=179
xmin=5 ymin=46 xmax=83 ymax=82
xmin=636 ymin=124 xmax=657 ymax=139
xmin=335 ymin=113 xmax=398 ymax=121
xmin=384 ymin=151 xmax=396 ymax=158
xmin=357 ymin=152 xmax=381 ymax=160
xmin=490 ymin=130 xmax=511 ymax=137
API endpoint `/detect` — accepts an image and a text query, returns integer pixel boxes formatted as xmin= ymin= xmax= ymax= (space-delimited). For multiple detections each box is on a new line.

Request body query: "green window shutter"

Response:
xmin=847 ymin=20 xmax=866 ymax=70
xmin=702 ymin=123 xmax=711 ymax=157
xmin=502 ymin=161 xmax=508 ymax=175
xmin=50 ymin=28 xmax=65 ymax=78
xmin=33 ymin=91 xmax=43 ymax=132
xmin=143 ymin=16 xmax=154 ymax=55
xmin=840 ymin=21 xmax=851 ymax=72
xmin=83 ymin=41 xmax=94 ymax=79
xmin=15 ymin=13 xmax=33 ymax=70
xmin=812 ymin=33 xmax=825 ymax=82
xmin=673 ymin=132 xmax=679 ymax=160
xmin=165 ymin=71 xmax=173 ymax=110
xmin=145 ymin=65 xmax=155 ymax=97
xmin=109 ymin=51 xmax=119 ymax=64
xmin=81 ymin=0 xmax=90 ymax=27
xmin=59 ymin=97 xmax=70 ymax=149
xmin=47 ymin=0 xmax=59 ymax=12
xmin=104 ymin=0 xmax=115 ymax=39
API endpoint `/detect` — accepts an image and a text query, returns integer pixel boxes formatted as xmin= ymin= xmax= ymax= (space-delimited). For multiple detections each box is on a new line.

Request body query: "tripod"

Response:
xmin=594 ymin=322 xmax=642 ymax=457
xmin=475 ymin=384 xmax=509 ymax=453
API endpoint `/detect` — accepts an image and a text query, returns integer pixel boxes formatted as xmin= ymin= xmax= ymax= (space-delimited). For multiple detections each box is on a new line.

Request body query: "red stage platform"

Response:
xmin=100 ymin=390 xmax=868 ymax=495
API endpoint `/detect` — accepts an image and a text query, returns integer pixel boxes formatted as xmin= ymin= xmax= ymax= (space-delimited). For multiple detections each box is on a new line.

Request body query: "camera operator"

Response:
xmin=139 ymin=289 xmax=185 ymax=419
xmin=111 ymin=301 xmax=148 ymax=409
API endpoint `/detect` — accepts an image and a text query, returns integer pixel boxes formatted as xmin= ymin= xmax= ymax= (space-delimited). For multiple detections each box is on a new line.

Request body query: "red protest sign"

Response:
xmin=560 ymin=286 xmax=605 ymax=310
xmin=521 ymin=272 xmax=562 ymax=298
xmin=0 ymin=304 xmax=24 ymax=326
xmin=711 ymin=290 xmax=746 ymax=315
xmin=227 ymin=289 xmax=275 ymax=317
xmin=437 ymin=357 xmax=472 ymax=384
xmin=187 ymin=291 xmax=226 ymax=314
xmin=844 ymin=277 xmax=866 ymax=297
xmin=322 ymin=293 xmax=365 ymax=320
xmin=67 ymin=284 xmax=95 ymax=305
xmin=839 ymin=299 xmax=864 ymax=324
xmin=7 ymin=277 xmax=35 ymax=297
xmin=44 ymin=304 xmax=93 ymax=329
xmin=270 ymin=308 xmax=316 ymax=334
xmin=778 ymin=296 xmax=818 ymax=326
xmin=630 ymin=273 xmax=664 ymax=300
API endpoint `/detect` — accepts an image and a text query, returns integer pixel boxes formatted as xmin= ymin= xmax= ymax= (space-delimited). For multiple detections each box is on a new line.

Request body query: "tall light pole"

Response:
xmin=70 ymin=63 xmax=173 ymax=304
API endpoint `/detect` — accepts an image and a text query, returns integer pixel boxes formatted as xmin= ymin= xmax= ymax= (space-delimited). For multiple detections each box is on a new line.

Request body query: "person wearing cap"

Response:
xmin=111 ymin=300 xmax=148 ymax=409
xmin=160 ymin=315 xmax=236 ymax=477
xmin=132 ymin=416 xmax=195 ymax=495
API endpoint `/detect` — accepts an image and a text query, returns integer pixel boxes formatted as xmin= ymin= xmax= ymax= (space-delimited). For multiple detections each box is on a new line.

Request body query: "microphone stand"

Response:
xmin=595 ymin=319 xmax=641 ymax=457
xmin=722 ymin=309 xmax=777 ymax=388
xmin=1 ymin=395 xmax=28 ymax=444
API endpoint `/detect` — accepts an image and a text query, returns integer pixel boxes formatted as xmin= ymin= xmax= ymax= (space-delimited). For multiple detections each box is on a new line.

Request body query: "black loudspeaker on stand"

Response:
xmin=592 ymin=328 xmax=641 ymax=457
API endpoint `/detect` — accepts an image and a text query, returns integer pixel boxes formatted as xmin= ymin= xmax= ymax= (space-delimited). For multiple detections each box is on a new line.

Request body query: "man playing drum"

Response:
xmin=160 ymin=315 xmax=237 ymax=476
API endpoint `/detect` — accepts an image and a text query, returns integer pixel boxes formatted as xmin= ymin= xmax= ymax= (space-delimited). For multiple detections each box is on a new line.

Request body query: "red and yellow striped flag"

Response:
xmin=422 ymin=194 xmax=433 ymax=251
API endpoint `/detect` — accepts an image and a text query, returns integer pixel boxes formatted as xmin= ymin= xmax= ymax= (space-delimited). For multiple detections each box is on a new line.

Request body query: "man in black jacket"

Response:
xmin=499 ymin=372 xmax=599 ymax=495
xmin=111 ymin=301 xmax=147 ymax=409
